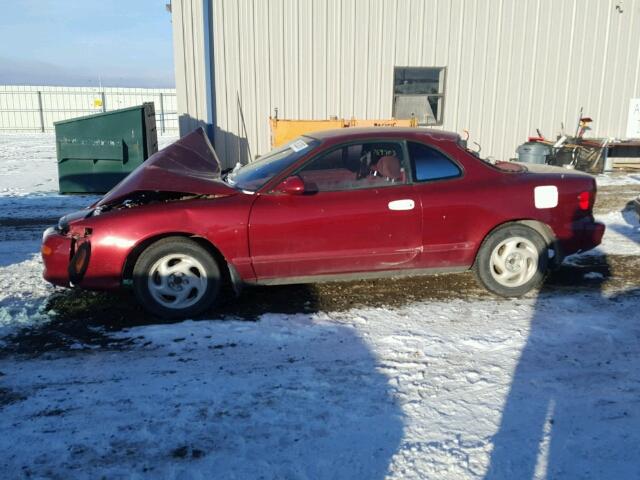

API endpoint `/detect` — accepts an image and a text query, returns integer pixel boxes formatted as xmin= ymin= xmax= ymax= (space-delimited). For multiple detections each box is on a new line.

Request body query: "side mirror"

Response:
xmin=274 ymin=175 xmax=306 ymax=195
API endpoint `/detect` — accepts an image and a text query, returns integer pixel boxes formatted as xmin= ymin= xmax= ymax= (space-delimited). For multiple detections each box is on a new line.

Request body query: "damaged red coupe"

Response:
xmin=42 ymin=127 xmax=605 ymax=318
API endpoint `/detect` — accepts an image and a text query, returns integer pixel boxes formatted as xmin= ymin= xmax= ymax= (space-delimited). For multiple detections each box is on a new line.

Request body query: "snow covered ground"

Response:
xmin=594 ymin=172 xmax=640 ymax=187
xmin=0 ymin=134 xmax=639 ymax=479
xmin=575 ymin=210 xmax=640 ymax=258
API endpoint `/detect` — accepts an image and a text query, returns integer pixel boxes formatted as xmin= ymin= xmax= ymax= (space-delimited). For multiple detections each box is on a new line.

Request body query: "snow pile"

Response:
xmin=595 ymin=173 xmax=640 ymax=187
xmin=0 ymin=255 xmax=53 ymax=337
xmin=588 ymin=209 xmax=640 ymax=257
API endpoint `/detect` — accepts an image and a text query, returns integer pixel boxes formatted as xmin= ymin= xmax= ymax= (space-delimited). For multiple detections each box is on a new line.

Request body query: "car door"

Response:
xmin=406 ymin=140 xmax=473 ymax=269
xmin=248 ymin=140 xmax=423 ymax=281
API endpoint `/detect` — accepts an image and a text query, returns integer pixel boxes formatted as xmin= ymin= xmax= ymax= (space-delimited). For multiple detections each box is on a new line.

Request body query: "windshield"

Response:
xmin=226 ymin=136 xmax=320 ymax=191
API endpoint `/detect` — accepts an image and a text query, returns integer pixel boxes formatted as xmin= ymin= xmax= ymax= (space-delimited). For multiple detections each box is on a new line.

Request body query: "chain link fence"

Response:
xmin=0 ymin=86 xmax=178 ymax=134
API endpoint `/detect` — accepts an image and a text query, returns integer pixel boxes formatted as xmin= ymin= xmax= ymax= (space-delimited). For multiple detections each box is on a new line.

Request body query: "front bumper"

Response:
xmin=42 ymin=225 xmax=126 ymax=291
xmin=41 ymin=227 xmax=72 ymax=287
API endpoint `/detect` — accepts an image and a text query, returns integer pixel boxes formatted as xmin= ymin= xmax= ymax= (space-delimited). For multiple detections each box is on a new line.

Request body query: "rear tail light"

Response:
xmin=578 ymin=191 xmax=591 ymax=210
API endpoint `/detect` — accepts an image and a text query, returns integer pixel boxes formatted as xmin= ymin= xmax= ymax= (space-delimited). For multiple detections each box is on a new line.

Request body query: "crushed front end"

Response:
xmin=41 ymin=210 xmax=94 ymax=287
xmin=41 ymin=128 xmax=233 ymax=291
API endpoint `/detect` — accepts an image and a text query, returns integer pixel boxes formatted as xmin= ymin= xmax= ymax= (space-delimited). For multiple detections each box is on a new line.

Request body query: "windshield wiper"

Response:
xmin=220 ymin=167 xmax=234 ymax=183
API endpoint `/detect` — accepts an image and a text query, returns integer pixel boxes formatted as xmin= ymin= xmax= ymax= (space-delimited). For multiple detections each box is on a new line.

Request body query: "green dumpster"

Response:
xmin=55 ymin=102 xmax=158 ymax=194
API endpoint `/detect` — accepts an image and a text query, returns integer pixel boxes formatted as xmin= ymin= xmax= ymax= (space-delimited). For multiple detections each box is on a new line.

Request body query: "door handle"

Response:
xmin=388 ymin=199 xmax=415 ymax=211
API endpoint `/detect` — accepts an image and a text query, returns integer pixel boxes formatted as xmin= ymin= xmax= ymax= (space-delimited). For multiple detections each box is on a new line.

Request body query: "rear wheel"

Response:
xmin=132 ymin=237 xmax=221 ymax=318
xmin=474 ymin=224 xmax=548 ymax=297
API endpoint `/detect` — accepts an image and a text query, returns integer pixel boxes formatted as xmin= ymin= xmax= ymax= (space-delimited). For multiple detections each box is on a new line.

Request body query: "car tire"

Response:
xmin=132 ymin=237 xmax=221 ymax=319
xmin=474 ymin=224 xmax=548 ymax=297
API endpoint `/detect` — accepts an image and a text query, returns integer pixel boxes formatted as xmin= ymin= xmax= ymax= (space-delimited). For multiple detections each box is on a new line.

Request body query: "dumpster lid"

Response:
xmin=97 ymin=128 xmax=230 ymax=207
xmin=53 ymin=103 xmax=152 ymax=126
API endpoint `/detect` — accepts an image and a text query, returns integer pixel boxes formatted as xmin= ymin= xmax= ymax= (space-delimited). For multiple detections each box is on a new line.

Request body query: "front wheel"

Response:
xmin=132 ymin=237 xmax=221 ymax=318
xmin=474 ymin=224 xmax=548 ymax=297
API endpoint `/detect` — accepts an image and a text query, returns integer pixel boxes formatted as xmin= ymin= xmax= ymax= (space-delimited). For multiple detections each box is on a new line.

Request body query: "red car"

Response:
xmin=42 ymin=128 xmax=604 ymax=318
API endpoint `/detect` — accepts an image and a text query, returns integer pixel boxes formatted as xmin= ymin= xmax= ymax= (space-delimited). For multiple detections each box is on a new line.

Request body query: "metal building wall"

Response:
xmin=173 ymin=0 xmax=640 ymax=168
xmin=171 ymin=0 xmax=212 ymax=136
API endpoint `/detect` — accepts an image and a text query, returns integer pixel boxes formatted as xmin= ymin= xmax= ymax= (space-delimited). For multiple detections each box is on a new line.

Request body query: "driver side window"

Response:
xmin=297 ymin=142 xmax=408 ymax=192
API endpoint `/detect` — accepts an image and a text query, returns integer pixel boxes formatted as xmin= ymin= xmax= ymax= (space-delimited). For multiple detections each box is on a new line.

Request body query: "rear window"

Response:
xmin=408 ymin=142 xmax=461 ymax=182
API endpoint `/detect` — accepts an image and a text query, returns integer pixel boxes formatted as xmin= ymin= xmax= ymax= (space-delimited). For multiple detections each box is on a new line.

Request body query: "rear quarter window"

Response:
xmin=409 ymin=141 xmax=461 ymax=182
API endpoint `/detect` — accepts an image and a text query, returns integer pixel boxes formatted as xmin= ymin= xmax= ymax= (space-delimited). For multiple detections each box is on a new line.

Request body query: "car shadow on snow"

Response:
xmin=485 ymin=261 xmax=640 ymax=478
xmin=485 ymin=208 xmax=640 ymax=478
xmin=0 ymin=308 xmax=406 ymax=478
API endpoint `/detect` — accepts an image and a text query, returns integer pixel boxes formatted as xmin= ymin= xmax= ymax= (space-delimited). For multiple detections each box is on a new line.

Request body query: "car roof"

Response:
xmin=304 ymin=127 xmax=461 ymax=143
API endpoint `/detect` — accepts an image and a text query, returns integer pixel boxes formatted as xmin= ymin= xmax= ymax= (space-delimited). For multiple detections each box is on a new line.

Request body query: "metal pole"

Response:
xmin=101 ymin=92 xmax=106 ymax=112
xmin=37 ymin=91 xmax=45 ymax=133
xmin=159 ymin=93 xmax=165 ymax=134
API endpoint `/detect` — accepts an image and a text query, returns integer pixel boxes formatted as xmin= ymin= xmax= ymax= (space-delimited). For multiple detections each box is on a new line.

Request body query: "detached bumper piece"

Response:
xmin=42 ymin=228 xmax=92 ymax=287
xmin=41 ymin=227 xmax=72 ymax=287
xmin=68 ymin=241 xmax=91 ymax=285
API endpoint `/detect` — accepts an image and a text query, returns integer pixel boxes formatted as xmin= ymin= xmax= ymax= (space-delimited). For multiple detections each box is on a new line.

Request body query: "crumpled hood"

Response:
xmin=97 ymin=128 xmax=235 ymax=207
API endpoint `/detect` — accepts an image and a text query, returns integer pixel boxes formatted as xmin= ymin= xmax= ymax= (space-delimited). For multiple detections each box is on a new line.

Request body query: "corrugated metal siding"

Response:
xmin=171 ymin=0 xmax=210 ymax=135
xmin=173 ymin=0 xmax=640 ymax=168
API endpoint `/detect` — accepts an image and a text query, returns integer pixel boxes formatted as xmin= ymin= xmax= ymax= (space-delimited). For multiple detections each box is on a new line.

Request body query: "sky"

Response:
xmin=0 ymin=0 xmax=175 ymax=88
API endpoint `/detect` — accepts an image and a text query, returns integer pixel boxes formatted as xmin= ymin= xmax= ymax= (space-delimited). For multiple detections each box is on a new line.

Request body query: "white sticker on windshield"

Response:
xmin=290 ymin=139 xmax=309 ymax=152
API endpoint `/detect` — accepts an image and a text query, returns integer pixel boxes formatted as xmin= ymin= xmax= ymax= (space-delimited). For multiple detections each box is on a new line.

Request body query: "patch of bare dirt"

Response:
xmin=595 ymin=185 xmax=640 ymax=214
xmin=3 ymin=253 xmax=638 ymax=357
